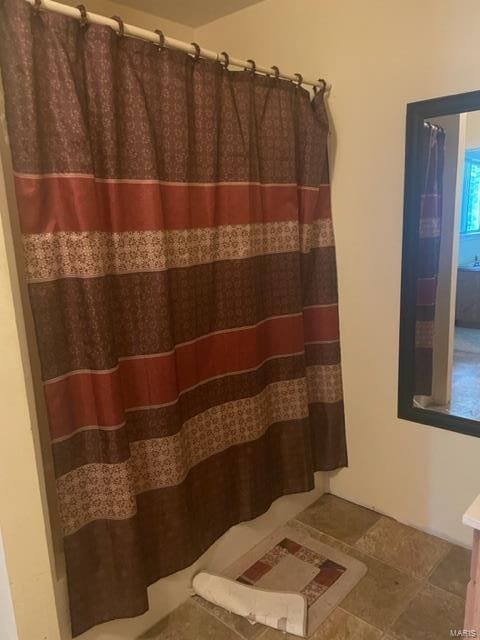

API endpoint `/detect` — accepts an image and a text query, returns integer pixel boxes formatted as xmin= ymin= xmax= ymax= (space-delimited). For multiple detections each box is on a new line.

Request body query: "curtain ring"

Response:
xmin=294 ymin=72 xmax=303 ymax=87
xmin=33 ymin=0 xmax=42 ymax=14
xmin=246 ymin=59 xmax=256 ymax=74
xmin=317 ymin=78 xmax=326 ymax=92
xmin=313 ymin=79 xmax=327 ymax=94
xmin=270 ymin=65 xmax=280 ymax=80
xmin=220 ymin=51 xmax=230 ymax=69
xmin=154 ymin=29 xmax=165 ymax=50
xmin=111 ymin=15 xmax=124 ymax=37
xmin=77 ymin=4 xmax=88 ymax=27
xmin=190 ymin=42 xmax=201 ymax=61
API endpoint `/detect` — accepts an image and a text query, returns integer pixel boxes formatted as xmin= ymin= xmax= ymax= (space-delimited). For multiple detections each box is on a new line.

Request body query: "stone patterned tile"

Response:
xmin=390 ymin=584 xmax=465 ymax=640
xmin=288 ymin=520 xmax=422 ymax=631
xmin=295 ymin=494 xmax=381 ymax=544
xmin=340 ymin=552 xmax=421 ymax=630
xmin=259 ymin=608 xmax=382 ymax=639
xmin=192 ymin=595 xmax=265 ymax=639
xmin=287 ymin=519 xmax=349 ymax=552
xmin=429 ymin=544 xmax=471 ymax=599
xmin=138 ymin=599 xmax=241 ymax=639
xmin=140 ymin=504 xmax=466 ymax=640
xmin=355 ymin=517 xmax=450 ymax=578
xmin=450 ymin=350 xmax=480 ymax=420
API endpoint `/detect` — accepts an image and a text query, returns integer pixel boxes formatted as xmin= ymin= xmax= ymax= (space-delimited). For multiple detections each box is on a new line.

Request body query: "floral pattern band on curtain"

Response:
xmin=415 ymin=122 xmax=446 ymax=397
xmin=0 ymin=0 xmax=347 ymax=635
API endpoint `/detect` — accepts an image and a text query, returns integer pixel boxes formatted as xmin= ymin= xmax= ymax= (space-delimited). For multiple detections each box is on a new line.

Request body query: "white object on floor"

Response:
xmin=192 ymin=571 xmax=308 ymax=637
xmin=463 ymin=494 xmax=480 ymax=634
xmin=464 ymin=494 xmax=480 ymax=530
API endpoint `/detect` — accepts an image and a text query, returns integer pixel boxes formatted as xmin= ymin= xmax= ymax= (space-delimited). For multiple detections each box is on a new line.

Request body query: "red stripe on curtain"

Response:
xmin=420 ymin=193 xmax=442 ymax=220
xmin=45 ymin=307 xmax=340 ymax=440
xmin=15 ymin=176 xmax=331 ymax=233
xmin=45 ymin=314 xmax=307 ymax=438
xmin=303 ymin=306 xmax=340 ymax=343
xmin=416 ymin=277 xmax=437 ymax=306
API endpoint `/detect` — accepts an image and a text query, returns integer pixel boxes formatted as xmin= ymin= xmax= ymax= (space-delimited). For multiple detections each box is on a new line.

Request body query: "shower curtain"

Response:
xmin=0 ymin=0 xmax=346 ymax=635
xmin=415 ymin=122 xmax=446 ymax=396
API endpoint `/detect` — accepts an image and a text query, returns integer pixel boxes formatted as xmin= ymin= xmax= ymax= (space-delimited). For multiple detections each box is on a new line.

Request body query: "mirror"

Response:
xmin=399 ymin=91 xmax=480 ymax=437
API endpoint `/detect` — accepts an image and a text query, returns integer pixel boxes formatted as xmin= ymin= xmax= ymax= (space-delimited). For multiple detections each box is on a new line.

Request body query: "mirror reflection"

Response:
xmin=414 ymin=111 xmax=480 ymax=420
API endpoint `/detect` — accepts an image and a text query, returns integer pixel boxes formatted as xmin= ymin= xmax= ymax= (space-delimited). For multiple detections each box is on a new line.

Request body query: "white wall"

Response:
xmin=197 ymin=0 xmax=480 ymax=547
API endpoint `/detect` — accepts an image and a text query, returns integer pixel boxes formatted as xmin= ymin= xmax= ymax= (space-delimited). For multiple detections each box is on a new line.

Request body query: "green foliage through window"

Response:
xmin=461 ymin=149 xmax=480 ymax=234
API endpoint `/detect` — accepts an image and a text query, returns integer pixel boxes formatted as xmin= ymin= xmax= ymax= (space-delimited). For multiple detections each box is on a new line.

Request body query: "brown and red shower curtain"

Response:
xmin=0 ymin=0 xmax=346 ymax=635
xmin=415 ymin=122 xmax=445 ymax=396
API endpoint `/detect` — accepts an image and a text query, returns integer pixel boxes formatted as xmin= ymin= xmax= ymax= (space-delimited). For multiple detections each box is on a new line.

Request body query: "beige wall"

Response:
xmin=59 ymin=0 xmax=194 ymax=39
xmin=197 ymin=0 xmax=480 ymax=548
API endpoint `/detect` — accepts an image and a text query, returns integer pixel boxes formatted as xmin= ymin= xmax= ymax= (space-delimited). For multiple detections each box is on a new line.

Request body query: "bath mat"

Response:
xmin=194 ymin=524 xmax=367 ymax=637
xmin=193 ymin=572 xmax=308 ymax=636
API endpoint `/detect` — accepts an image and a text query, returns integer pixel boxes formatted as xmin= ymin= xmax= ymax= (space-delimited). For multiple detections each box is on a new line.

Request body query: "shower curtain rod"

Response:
xmin=26 ymin=0 xmax=326 ymax=90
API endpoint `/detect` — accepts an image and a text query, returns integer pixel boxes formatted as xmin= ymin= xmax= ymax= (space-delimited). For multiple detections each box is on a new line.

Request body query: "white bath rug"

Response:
xmin=192 ymin=523 xmax=367 ymax=637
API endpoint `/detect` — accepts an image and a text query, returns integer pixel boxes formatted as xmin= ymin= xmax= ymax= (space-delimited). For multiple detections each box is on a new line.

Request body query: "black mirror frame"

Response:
xmin=398 ymin=90 xmax=480 ymax=438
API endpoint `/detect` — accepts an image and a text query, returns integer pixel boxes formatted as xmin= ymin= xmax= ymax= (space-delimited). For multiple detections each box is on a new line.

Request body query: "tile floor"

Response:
xmin=450 ymin=349 xmax=480 ymax=420
xmin=429 ymin=327 xmax=480 ymax=420
xmin=139 ymin=494 xmax=471 ymax=640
